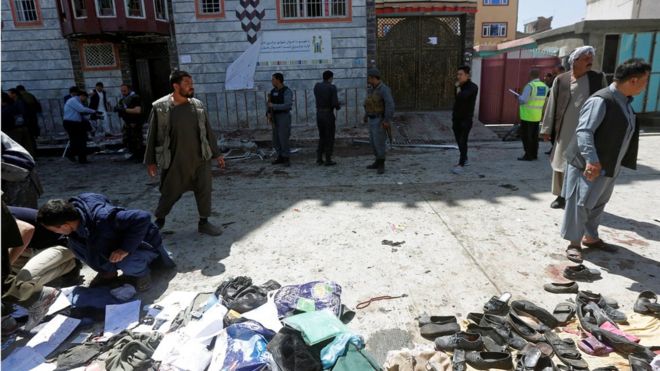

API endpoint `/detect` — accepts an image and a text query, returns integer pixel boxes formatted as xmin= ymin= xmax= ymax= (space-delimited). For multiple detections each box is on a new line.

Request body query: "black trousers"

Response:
xmin=123 ymin=122 xmax=145 ymax=158
xmin=63 ymin=120 xmax=89 ymax=163
xmin=452 ymin=118 xmax=472 ymax=166
xmin=316 ymin=111 xmax=336 ymax=160
xmin=519 ymin=120 xmax=540 ymax=159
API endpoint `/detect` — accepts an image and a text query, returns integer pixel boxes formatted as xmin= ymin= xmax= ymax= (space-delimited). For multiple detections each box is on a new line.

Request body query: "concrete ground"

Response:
xmin=36 ymin=133 xmax=660 ymax=363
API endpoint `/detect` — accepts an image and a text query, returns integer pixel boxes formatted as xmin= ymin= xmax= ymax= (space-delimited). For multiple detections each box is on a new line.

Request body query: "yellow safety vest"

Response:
xmin=519 ymin=80 xmax=548 ymax=122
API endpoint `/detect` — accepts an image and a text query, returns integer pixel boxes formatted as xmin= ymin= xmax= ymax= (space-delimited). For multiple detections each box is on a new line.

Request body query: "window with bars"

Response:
xmin=82 ymin=43 xmax=118 ymax=69
xmin=12 ymin=0 xmax=41 ymax=24
xmin=197 ymin=0 xmax=223 ymax=16
xmin=154 ymin=0 xmax=168 ymax=20
xmin=280 ymin=0 xmax=348 ymax=19
xmin=482 ymin=23 xmax=507 ymax=37
xmin=96 ymin=0 xmax=115 ymax=17
xmin=72 ymin=0 xmax=87 ymax=18
xmin=125 ymin=0 xmax=145 ymax=18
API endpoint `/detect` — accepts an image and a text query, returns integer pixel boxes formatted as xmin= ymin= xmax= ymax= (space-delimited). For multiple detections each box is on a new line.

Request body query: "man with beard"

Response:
xmin=144 ymin=70 xmax=226 ymax=236
xmin=540 ymin=46 xmax=607 ymax=209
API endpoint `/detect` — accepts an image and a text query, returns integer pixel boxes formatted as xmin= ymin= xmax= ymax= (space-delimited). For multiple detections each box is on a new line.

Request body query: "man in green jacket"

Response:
xmin=144 ymin=70 xmax=225 ymax=236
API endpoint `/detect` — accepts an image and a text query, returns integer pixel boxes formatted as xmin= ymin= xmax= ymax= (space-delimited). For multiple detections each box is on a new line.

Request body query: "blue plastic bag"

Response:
xmin=274 ymin=281 xmax=342 ymax=318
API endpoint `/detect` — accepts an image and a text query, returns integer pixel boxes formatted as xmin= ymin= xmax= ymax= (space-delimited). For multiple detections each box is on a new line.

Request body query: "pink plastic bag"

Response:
xmin=599 ymin=322 xmax=640 ymax=343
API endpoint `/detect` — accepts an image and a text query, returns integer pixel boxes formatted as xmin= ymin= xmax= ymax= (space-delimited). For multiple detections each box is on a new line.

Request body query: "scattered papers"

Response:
xmin=153 ymin=291 xmax=197 ymax=333
xmin=46 ymin=292 xmax=72 ymax=316
xmin=184 ymin=303 xmax=227 ymax=345
xmin=26 ymin=315 xmax=81 ymax=357
xmin=1 ymin=346 xmax=46 ymax=371
xmin=160 ymin=341 xmax=212 ymax=371
xmin=104 ymin=300 xmax=140 ymax=337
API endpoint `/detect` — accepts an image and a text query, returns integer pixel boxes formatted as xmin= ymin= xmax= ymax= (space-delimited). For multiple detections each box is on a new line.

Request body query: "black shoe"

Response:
xmin=271 ymin=156 xmax=285 ymax=165
xmin=155 ymin=218 xmax=165 ymax=229
xmin=282 ymin=157 xmax=290 ymax=167
xmin=316 ymin=153 xmax=324 ymax=165
xmin=517 ymin=156 xmax=533 ymax=161
xmin=366 ymin=161 xmax=378 ymax=169
xmin=324 ymin=160 xmax=337 ymax=166
xmin=466 ymin=351 xmax=513 ymax=370
xmin=316 ymin=159 xmax=324 ymax=165
xmin=550 ymin=196 xmax=565 ymax=209
xmin=377 ymin=159 xmax=385 ymax=174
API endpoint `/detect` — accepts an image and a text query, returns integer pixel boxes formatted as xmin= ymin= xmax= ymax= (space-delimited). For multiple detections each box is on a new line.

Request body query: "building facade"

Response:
xmin=2 ymin=0 xmax=477 ymax=137
xmin=585 ymin=0 xmax=660 ymax=20
xmin=473 ymin=0 xmax=517 ymax=47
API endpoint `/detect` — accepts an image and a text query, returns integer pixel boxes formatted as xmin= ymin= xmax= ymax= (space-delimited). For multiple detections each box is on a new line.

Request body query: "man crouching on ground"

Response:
xmin=37 ymin=193 xmax=175 ymax=291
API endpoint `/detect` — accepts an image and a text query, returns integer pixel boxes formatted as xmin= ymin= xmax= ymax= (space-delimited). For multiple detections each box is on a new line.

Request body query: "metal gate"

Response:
xmin=377 ymin=16 xmax=463 ymax=111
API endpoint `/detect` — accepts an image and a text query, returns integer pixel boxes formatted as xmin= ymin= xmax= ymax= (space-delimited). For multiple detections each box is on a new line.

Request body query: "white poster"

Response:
xmin=225 ymin=38 xmax=262 ymax=91
xmin=258 ymin=30 xmax=332 ymax=66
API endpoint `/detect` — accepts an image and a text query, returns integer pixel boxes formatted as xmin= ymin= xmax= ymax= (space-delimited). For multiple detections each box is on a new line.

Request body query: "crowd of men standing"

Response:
xmin=0 ymin=52 xmax=652 ymax=334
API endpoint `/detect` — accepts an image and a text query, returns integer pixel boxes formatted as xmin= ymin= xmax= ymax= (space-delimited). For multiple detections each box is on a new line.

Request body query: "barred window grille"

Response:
xmin=281 ymin=0 xmax=347 ymax=19
xmin=13 ymin=0 xmax=39 ymax=22
xmin=200 ymin=0 xmax=221 ymax=14
xmin=125 ymin=0 xmax=144 ymax=17
xmin=482 ymin=23 xmax=506 ymax=37
xmin=96 ymin=0 xmax=115 ymax=16
xmin=83 ymin=44 xmax=117 ymax=68
xmin=72 ymin=0 xmax=87 ymax=18
xmin=154 ymin=0 xmax=168 ymax=20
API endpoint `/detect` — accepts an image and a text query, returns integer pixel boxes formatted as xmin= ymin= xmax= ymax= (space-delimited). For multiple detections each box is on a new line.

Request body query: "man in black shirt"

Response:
xmin=313 ymin=70 xmax=341 ymax=166
xmin=451 ymin=65 xmax=479 ymax=174
xmin=116 ymin=84 xmax=145 ymax=162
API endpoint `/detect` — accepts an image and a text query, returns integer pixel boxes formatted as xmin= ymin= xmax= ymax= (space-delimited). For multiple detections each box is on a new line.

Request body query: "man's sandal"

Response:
xmin=565 ymin=245 xmax=583 ymax=263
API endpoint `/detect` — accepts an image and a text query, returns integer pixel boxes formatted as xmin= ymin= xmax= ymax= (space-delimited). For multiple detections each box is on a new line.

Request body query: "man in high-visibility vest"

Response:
xmin=517 ymin=70 xmax=548 ymax=161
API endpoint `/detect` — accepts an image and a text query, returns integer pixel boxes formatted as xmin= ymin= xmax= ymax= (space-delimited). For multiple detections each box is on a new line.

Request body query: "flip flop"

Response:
xmin=633 ymin=291 xmax=660 ymax=316
xmin=578 ymin=335 xmax=614 ymax=356
xmin=582 ymin=239 xmax=617 ymax=252
xmin=553 ymin=302 xmax=576 ymax=325
xmin=565 ymin=245 xmax=583 ymax=263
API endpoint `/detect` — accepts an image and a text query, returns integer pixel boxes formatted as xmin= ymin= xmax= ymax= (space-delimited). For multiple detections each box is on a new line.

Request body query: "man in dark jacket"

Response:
xmin=451 ymin=65 xmax=479 ymax=174
xmin=37 ymin=193 xmax=175 ymax=291
xmin=313 ymin=70 xmax=341 ymax=166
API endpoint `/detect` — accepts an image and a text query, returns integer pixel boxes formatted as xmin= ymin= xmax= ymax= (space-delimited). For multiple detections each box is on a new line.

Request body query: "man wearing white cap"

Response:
xmin=540 ymin=46 xmax=607 ymax=209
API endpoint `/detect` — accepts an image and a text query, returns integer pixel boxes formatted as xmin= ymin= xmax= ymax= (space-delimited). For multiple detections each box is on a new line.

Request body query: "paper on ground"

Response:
xmin=160 ymin=341 xmax=212 ymax=371
xmin=153 ymin=291 xmax=197 ymax=333
xmin=26 ymin=314 xmax=81 ymax=357
xmin=242 ymin=292 xmax=282 ymax=332
xmin=1 ymin=346 xmax=46 ymax=371
xmin=104 ymin=300 xmax=140 ymax=337
xmin=46 ymin=291 xmax=72 ymax=316
xmin=184 ymin=303 xmax=227 ymax=345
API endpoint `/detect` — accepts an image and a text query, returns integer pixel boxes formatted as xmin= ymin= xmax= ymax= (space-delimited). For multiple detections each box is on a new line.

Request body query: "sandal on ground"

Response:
xmin=578 ymin=334 xmax=614 ymax=356
xmin=553 ymin=302 xmax=576 ymax=325
xmin=544 ymin=331 xmax=589 ymax=370
xmin=582 ymin=239 xmax=617 ymax=252
xmin=563 ymin=265 xmax=601 ymax=282
xmin=633 ymin=291 xmax=660 ymax=316
xmin=565 ymin=245 xmax=583 ymax=263
xmin=483 ymin=292 xmax=511 ymax=315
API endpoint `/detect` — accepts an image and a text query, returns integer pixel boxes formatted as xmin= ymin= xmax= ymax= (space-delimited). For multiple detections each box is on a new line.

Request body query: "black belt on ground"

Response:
xmin=273 ymin=110 xmax=290 ymax=114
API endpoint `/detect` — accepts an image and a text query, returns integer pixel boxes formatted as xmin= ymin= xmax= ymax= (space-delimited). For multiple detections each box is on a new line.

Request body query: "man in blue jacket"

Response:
xmin=36 ymin=193 xmax=174 ymax=291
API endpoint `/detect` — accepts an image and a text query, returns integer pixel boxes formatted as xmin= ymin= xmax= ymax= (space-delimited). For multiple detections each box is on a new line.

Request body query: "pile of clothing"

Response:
xmin=400 ymin=290 xmax=659 ymax=371
xmin=3 ymin=277 xmax=381 ymax=371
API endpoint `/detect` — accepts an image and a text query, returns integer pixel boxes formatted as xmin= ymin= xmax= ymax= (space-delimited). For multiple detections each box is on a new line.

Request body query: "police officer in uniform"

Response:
xmin=267 ymin=73 xmax=294 ymax=167
xmin=517 ymin=69 xmax=548 ymax=161
xmin=313 ymin=70 xmax=341 ymax=166
xmin=363 ymin=68 xmax=395 ymax=174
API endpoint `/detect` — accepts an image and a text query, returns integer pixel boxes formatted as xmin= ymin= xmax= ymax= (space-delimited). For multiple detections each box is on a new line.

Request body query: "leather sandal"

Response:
xmin=552 ymin=302 xmax=576 ymax=325
xmin=565 ymin=244 xmax=583 ymax=263
xmin=582 ymin=239 xmax=617 ymax=252
xmin=544 ymin=331 xmax=588 ymax=370
xmin=633 ymin=291 xmax=660 ymax=316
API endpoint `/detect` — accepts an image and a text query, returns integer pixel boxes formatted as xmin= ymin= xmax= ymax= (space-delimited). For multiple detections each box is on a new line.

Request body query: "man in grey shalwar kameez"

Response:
xmin=144 ymin=70 xmax=226 ymax=236
xmin=540 ymin=46 xmax=607 ymax=209
xmin=561 ymin=59 xmax=650 ymax=263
